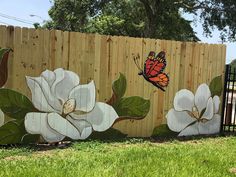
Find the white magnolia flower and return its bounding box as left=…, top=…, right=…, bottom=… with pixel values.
left=166, top=83, right=221, bottom=136
left=24, top=68, right=119, bottom=143
left=0, top=109, right=4, bottom=127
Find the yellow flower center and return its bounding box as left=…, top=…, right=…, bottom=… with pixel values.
left=188, top=106, right=200, bottom=120
left=63, top=99, right=76, bottom=115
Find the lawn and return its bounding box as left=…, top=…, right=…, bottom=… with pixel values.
left=0, top=137, right=236, bottom=177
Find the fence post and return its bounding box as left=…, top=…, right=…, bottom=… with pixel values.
left=220, top=64, right=230, bottom=132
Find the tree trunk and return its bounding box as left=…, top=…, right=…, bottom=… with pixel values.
left=139, top=0, right=159, bottom=38
left=147, top=17, right=158, bottom=38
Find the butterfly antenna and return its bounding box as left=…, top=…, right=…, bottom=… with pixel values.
left=133, top=55, right=142, bottom=71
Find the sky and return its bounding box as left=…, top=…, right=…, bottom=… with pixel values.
left=0, top=0, right=235, bottom=63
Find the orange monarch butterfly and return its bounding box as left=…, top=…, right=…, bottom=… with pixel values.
left=134, top=51, right=169, bottom=92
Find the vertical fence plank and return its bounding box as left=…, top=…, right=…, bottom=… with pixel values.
left=127, top=37, right=136, bottom=136
left=202, top=44, right=210, bottom=83
left=167, top=41, right=176, bottom=114
left=98, top=35, right=110, bottom=102
left=146, top=38, right=156, bottom=136
left=105, top=35, right=112, bottom=101
left=179, top=42, right=186, bottom=90
left=4, top=26, right=14, bottom=89
left=42, top=29, right=50, bottom=71
left=0, top=25, right=7, bottom=48
left=134, top=37, right=144, bottom=136
left=94, top=34, right=101, bottom=100
left=192, top=43, right=200, bottom=90
left=186, top=42, right=193, bottom=90
left=162, top=40, right=169, bottom=124
left=152, top=40, right=160, bottom=129
left=62, top=31, right=70, bottom=70
left=197, top=43, right=204, bottom=85
left=141, top=38, right=151, bottom=136
left=68, top=32, right=79, bottom=76
left=10, top=27, right=21, bottom=91
left=207, top=44, right=214, bottom=83
left=113, top=36, right=129, bottom=133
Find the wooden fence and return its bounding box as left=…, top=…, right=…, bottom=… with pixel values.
left=0, top=25, right=226, bottom=137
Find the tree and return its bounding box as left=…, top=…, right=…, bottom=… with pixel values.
left=166, top=0, right=236, bottom=41
left=45, top=0, right=110, bottom=32
left=230, top=59, right=236, bottom=70
left=43, top=0, right=236, bottom=41
left=44, top=0, right=199, bottom=41
left=84, top=0, right=146, bottom=37
left=199, top=0, right=236, bottom=41
left=86, top=0, right=199, bottom=41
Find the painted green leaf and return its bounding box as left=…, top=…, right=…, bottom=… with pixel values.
left=0, top=119, right=26, bottom=145
left=113, top=96, right=150, bottom=118
left=21, top=134, right=40, bottom=144
left=0, top=48, right=12, bottom=87
left=0, top=88, right=35, bottom=120
left=209, top=75, right=223, bottom=97
left=0, top=48, right=12, bottom=62
left=89, top=128, right=127, bottom=140
left=112, top=73, right=127, bottom=100
left=152, top=124, right=178, bottom=137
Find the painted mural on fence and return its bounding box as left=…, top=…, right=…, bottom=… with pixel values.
left=0, top=47, right=224, bottom=143
left=152, top=76, right=223, bottom=137
left=0, top=49, right=150, bottom=144
left=0, top=48, right=12, bottom=127
left=134, top=51, right=169, bottom=91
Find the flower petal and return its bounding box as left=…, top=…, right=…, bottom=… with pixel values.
left=0, top=109, right=4, bottom=127
left=178, top=122, right=200, bottom=136
left=47, top=113, right=85, bottom=140
left=26, top=76, right=56, bottom=112
left=66, top=116, right=92, bottom=139
left=198, top=114, right=221, bottom=135
left=213, top=96, right=220, bottom=113
left=28, top=76, right=62, bottom=112
left=41, top=70, right=56, bottom=87
left=24, top=112, right=65, bottom=143
left=195, top=83, right=211, bottom=113
left=70, top=102, right=119, bottom=132
left=173, top=89, right=194, bottom=111
left=166, top=109, right=196, bottom=133
left=69, top=81, right=96, bottom=112
left=201, top=97, right=214, bottom=120
left=52, top=68, right=80, bottom=102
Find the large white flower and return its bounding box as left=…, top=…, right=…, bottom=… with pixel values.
left=24, top=68, right=119, bottom=143
left=166, top=83, right=221, bottom=136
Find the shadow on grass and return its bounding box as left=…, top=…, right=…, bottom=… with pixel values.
left=150, top=132, right=235, bottom=143
left=0, top=132, right=236, bottom=152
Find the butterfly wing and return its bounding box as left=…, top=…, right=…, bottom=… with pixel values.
left=141, top=51, right=169, bottom=91
left=149, top=73, right=169, bottom=87
left=144, top=51, right=167, bottom=77
left=148, top=51, right=156, bottom=59
left=144, top=59, right=166, bottom=77
left=156, top=51, right=166, bottom=61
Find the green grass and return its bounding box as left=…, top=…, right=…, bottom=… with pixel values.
left=0, top=137, right=236, bottom=177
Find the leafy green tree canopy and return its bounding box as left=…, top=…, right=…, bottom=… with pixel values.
left=44, top=0, right=236, bottom=42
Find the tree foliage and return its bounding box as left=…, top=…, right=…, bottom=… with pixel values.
left=230, top=59, right=236, bottom=70
left=43, top=0, right=236, bottom=41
